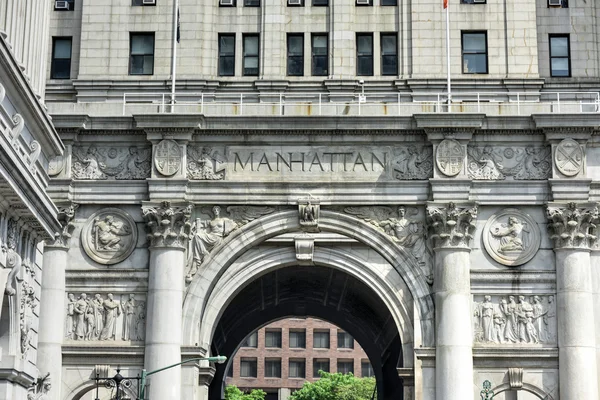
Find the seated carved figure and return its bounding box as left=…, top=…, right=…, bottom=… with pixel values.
left=491, top=216, right=528, bottom=253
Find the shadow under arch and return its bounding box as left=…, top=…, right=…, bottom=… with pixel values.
left=491, top=382, right=555, bottom=400
left=183, top=209, right=435, bottom=348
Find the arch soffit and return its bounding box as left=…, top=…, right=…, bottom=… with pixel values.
left=183, top=209, right=434, bottom=347
left=196, top=245, right=416, bottom=366
left=491, top=382, right=555, bottom=400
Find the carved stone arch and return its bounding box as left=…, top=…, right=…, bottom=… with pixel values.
left=183, top=209, right=435, bottom=348
left=491, top=382, right=556, bottom=400
left=65, top=379, right=137, bottom=400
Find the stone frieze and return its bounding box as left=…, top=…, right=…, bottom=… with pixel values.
left=72, top=145, right=151, bottom=180
left=467, top=145, right=551, bottom=180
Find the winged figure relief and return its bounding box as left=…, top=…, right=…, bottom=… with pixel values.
left=187, top=146, right=225, bottom=180
left=467, top=146, right=504, bottom=180
left=393, top=146, right=433, bottom=180
left=116, top=147, right=152, bottom=179
left=72, top=146, right=106, bottom=180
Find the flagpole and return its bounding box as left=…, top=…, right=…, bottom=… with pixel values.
left=445, top=0, right=451, bottom=112
left=170, top=0, right=179, bottom=113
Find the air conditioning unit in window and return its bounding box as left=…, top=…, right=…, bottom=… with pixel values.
left=356, top=0, right=371, bottom=5
left=288, top=0, right=302, bottom=5
left=548, top=0, right=562, bottom=5
left=220, top=0, right=234, bottom=5
left=473, top=0, right=486, bottom=3
left=142, top=0, right=156, bottom=4
left=54, top=1, right=70, bottom=10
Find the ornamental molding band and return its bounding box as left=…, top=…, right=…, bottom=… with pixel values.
left=154, top=139, right=182, bottom=177
left=187, top=146, right=225, bottom=180
left=81, top=208, right=137, bottom=265
left=483, top=209, right=541, bottom=266
left=142, top=201, right=193, bottom=249
left=554, top=138, right=584, bottom=177
left=46, top=203, right=78, bottom=248
left=392, top=145, right=433, bottom=180
left=185, top=205, right=275, bottom=282
left=426, top=202, right=478, bottom=249
left=298, top=197, right=320, bottom=232
left=435, top=138, right=464, bottom=177
left=66, top=293, right=146, bottom=342
left=473, top=294, right=556, bottom=345
left=467, top=146, right=551, bottom=180
left=546, top=202, right=599, bottom=249
left=72, top=145, right=151, bottom=180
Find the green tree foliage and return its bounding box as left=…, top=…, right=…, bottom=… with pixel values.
left=225, top=385, right=267, bottom=400
left=289, top=372, right=376, bottom=400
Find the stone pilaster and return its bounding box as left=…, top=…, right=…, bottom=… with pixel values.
left=426, top=202, right=477, bottom=400
left=547, top=202, right=599, bottom=400
left=37, top=203, right=77, bottom=400
left=142, top=201, right=193, bottom=400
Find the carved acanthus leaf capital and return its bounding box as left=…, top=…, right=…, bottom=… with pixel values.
left=546, top=202, right=599, bottom=250
left=46, top=203, right=78, bottom=248
left=142, top=201, right=193, bottom=248
left=426, top=202, right=478, bottom=249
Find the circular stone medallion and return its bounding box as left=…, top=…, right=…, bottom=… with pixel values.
left=154, top=139, right=182, bottom=177
left=555, top=138, right=583, bottom=177
left=436, top=139, right=464, bottom=177
left=48, top=156, right=65, bottom=176
left=483, top=208, right=540, bottom=267
left=81, top=208, right=138, bottom=265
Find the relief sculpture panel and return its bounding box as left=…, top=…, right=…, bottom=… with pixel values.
left=483, top=209, right=541, bottom=266
left=81, top=208, right=138, bottom=265
left=187, top=146, right=225, bottom=180
left=72, top=145, right=151, bottom=180
left=467, top=146, right=551, bottom=180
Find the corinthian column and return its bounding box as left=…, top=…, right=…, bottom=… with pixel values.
left=37, top=204, right=77, bottom=400
left=547, top=202, right=599, bottom=400
left=426, top=202, right=477, bottom=400
left=142, top=201, right=193, bottom=400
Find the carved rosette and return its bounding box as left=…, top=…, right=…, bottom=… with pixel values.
left=426, top=202, right=478, bottom=249
left=46, top=203, right=78, bottom=249
left=142, top=201, right=193, bottom=249
left=546, top=202, right=599, bottom=250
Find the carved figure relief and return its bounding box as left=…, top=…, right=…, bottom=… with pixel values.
left=28, top=373, right=51, bottom=400
left=81, top=208, right=138, bottom=265
left=185, top=205, right=275, bottom=282
left=473, top=294, right=556, bottom=345
left=467, top=146, right=551, bottom=180
left=187, top=146, right=225, bottom=180
left=19, top=280, right=36, bottom=356
left=555, top=138, right=583, bottom=177
left=483, top=209, right=541, bottom=266
left=72, top=145, right=151, bottom=180
left=154, top=139, right=182, bottom=176
left=344, top=206, right=433, bottom=283
left=436, top=139, right=464, bottom=177
left=393, top=145, right=433, bottom=180
left=467, top=146, right=504, bottom=180
left=48, top=203, right=78, bottom=248
left=66, top=293, right=145, bottom=342
left=298, top=197, right=320, bottom=232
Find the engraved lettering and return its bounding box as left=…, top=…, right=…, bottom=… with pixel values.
left=371, top=152, right=387, bottom=171
left=257, top=153, right=273, bottom=171
left=309, top=153, right=325, bottom=172
left=276, top=153, right=291, bottom=171
left=353, top=153, right=367, bottom=172
left=288, top=152, right=305, bottom=171
left=234, top=152, right=254, bottom=171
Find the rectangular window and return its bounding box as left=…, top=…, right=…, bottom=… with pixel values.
left=313, top=330, right=330, bottom=348
left=240, top=358, right=258, bottom=377
left=242, top=331, right=258, bottom=347
left=313, top=359, right=330, bottom=377
left=549, top=34, right=570, bottom=77
left=132, top=0, right=156, bottom=5
left=244, top=0, right=260, bottom=5
left=265, top=359, right=282, bottom=378
left=265, top=329, right=282, bottom=348
left=381, top=0, right=397, bottom=5
left=218, top=34, right=235, bottom=76
left=356, top=33, right=374, bottom=76
left=313, top=0, right=329, bottom=5
left=289, top=359, right=306, bottom=378
left=51, top=37, right=72, bottom=79
left=129, top=33, right=155, bottom=75
left=461, top=31, right=488, bottom=74
left=54, top=0, right=75, bottom=11
left=381, top=33, right=398, bottom=75
left=361, top=361, right=375, bottom=377
left=337, top=331, right=354, bottom=349
left=311, top=34, right=328, bottom=76
left=287, top=34, right=304, bottom=76
left=548, top=0, right=568, bottom=7
left=289, top=329, right=306, bottom=348
left=243, top=34, right=259, bottom=76
left=337, top=360, right=354, bottom=375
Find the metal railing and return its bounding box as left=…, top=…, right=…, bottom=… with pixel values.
left=120, top=91, right=600, bottom=116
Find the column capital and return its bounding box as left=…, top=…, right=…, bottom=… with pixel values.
left=426, top=202, right=478, bottom=249
left=546, top=202, right=599, bottom=250
left=142, top=201, right=193, bottom=249
left=45, top=203, right=78, bottom=249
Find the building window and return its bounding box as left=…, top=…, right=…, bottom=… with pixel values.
left=289, top=359, right=306, bottom=378
left=381, top=0, right=397, bottom=5
left=51, top=37, right=72, bottom=79
left=132, top=0, right=156, bottom=5
left=240, top=358, right=258, bottom=377
left=289, top=329, right=306, bottom=348
left=265, top=359, right=282, bottom=378
left=337, top=360, right=354, bottom=375
left=218, top=34, right=235, bottom=76
left=461, top=31, right=488, bottom=74
left=549, top=34, right=570, bottom=77
left=265, top=329, right=282, bottom=348
left=313, top=0, right=329, bottom=5
left=242, top=331, right=258, bottom=347
left=337, top=331, right=354, bottom=349
left=548, top=0, right=568, bottom=8
left=54, top=0, right=75, bottom=11
left=311, top=34, right=328, bottom=76
left=361, top=361, right=375, bottom=377
left=313, top=359, right=330, bottom=377
left=287, top=34, right=304, bottom=76
left=129, top=33, right=155, bottom=75
left=381, top=33, right=398, bottom=75
left=313, top=330, right=330, bottom=348
left=244, top=0, right=260, bottom=6
left=243, top=34, right=259, bottom=76
left=356, top=33, right=373, bottom=76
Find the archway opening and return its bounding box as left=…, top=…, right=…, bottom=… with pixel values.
left=208, top=265, right=404, bottom=400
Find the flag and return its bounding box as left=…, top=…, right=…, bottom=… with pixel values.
left=443, top=0, right=448, bottom=8
left=176, top=7, right=180, bottom=43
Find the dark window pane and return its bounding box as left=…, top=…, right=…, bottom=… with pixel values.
left=463, top=54, right=487, bottom=73
left=265, top=330, right=282, bottom=347
left=463, top=33, right=486, bottom=52
left=337, top=361, right=354, bottom=374
left=361, top=362, right=374, bottom=377
left=313, top=331, right=330, bottom=348
left=265, top=359, right=282, bottom=378
left=312, top=35, right=328, bottom=76
left=242, top=332, right=258, bottom=347
left=288, top=35, right=304, bottom=76
left=551, top=58, right=569, bottom=76
left=130, top=33, right=154, bottom=75
left=357, top=56, right=373, bottom=76
left=313, top=360, right=330, bottom=377
left=461, top=32, right=487, bottom=74
left=357, top=35, right=373, bottom=54
left=240, top=359, right=257, bottom=377
left=289, top=330, right=306, bottom=348
left=219, top=34, right=235, bottom=76
left=381, top=0, right=397, bottom=5
left=244, top=0, right=260, bottom=5
left=243, top=35, right=259, bottom=76
left=51, top=38, right=72, bottom=79
left=381, top=34, right=397, bottom=75
left=313, top=0, right=329, bottom=5
left=289, top=360, right=306, bottom=378
left=337, top=332, right=354, bottom=349
left=550, top=37, right=569, bottom=57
